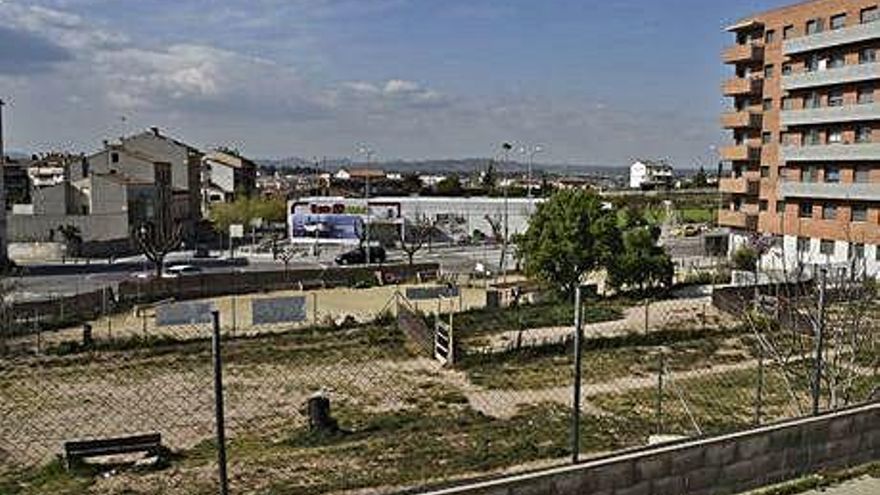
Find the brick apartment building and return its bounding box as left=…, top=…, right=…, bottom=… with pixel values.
left=722, top=0, right=880, bottom=276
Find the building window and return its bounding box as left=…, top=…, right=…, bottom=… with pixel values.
left=805, top=91, right=821, bottom=108
left=763, top=98, right=773, bottom=110
left=762, top=131, right=772, bottom=144
left=782, top=63, right=793, bottom=76
left=797, top=237, right=810, bottom=253
left=111, top=152, right=119, bottom=164
left=855, top=165, right=871, bottom=182
left=850, top=243, right=865, bottom=260
left=828, top=89, right=844, bottom=107
left=782, top=97, right=795, bottom=110
left=860, top=48, right=877, bottom=64
left=828, top=128, right=844, bottom=144
left=831, top=13, right=847, bottom=30
left=765, top=30, right=776, bottom=43
left=760, top=166, right=770, bottom=178
left=820, top=239, right=835, bottom=255
left=862, top=6, right=880, bottom=24
left=852, top=204, right=868, bottom=222
left=783, top=25, right=795, bottom=39
left=776, top=201, right=786, bottom=214
left=806, top=19, right=823, bottom=35
left=822, top=203, right=837, bottom=220
left=856, top=125, right=873, bottom=143
left=829, top=52, right=846, bottom=69
left=799, top=201, right=813, bottom=218
left=805, top=129, right=821, bottom=145
left=764, top=65, right=775, bottom=78
left=806, top=54, right=820, bottom=72
left=803, top=165, right=820, bottom=183
left=760, top=200, right=768, bottom=212
left=858, top=87, right=875, bottom=104
left=825, top=165, right=840, bottom=183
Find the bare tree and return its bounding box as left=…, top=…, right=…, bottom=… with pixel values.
left=399, top=216, right=432, bottom=266
left=740, top=256, right=878, bottom=416
left=134, top=222, right=183, bottom=279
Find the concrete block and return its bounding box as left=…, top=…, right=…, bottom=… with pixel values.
left=768, top=427, right=802, bottom=450
left=829, top=417, right=854, bottom=440
left=589, top=461, right=635, bottom=491
left=634, top=455, right=670, bottom=481
left=720, top=459, right=755, bottom=484
left=682, top=466, right=720, bottom=492
left=705, top=441, right=737, bottom=466
left=649, top=475, right=685, bottom=495
left=737, top=435, right=771, bottom=460
left=613, top=481, right=650, bottom=495
left=670, top=447, right=705, bottom=475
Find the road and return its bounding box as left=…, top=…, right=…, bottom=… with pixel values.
left=8, top=244, right=505, bottom=302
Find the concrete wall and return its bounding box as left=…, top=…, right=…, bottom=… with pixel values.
left=420, top=402, right=880, bottom=495
left=7, top=212, right=129, bottom=242
left=379, top=196, right=541, bottom=238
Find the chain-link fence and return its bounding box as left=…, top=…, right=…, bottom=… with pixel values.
left=1, top=268, right=877, bottom=494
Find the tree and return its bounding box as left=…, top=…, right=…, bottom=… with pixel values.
left=517, top=190, right=620, bottom=298
left=482, top=160, right=498, bottom=190
left=436, top=175, right=463, bottom=196
left=732, top=245, right=759, bottom=272
left=57, top=224, right=83, bottom=261
left=401, top=174, right=423, bottom=194
left=691, top=166, right=709, bottom=188
left=209, top=196, right=285, bottom=234
left=607, top=226, right=674, bottom=293
left=398, top=216, right=432, bottom=266
left=134, top=222, right=183, bottom=278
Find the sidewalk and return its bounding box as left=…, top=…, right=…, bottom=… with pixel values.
left=797, top=477, right=880, bottom=494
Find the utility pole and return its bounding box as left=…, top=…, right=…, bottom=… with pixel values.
left=501, top=143, right=512, bottom=284
left=0, top=99, right=7, bottom=266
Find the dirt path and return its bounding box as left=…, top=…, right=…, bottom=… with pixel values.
left=473, top=297, right=736, bottom=353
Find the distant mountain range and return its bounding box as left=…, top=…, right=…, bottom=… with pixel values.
left=256, top=157, right=629, bottom=177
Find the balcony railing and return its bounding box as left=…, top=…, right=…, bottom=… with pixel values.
left=781, top=142, right=880, bottom=162
left=720, top=142, right=762, bottom=162
left=722, top=43, right=764, bottom=64
left=719, top=175, right=760, bottom=195
left=784, top=21, right=880, bottom=55
left=778, top=179, right=880, bottom=201
left=782, top=62, right=880, bottom=91
left=718, top=209, right=759, bottom=230
left=721, top=109, right=763, bottom=129
left=722, top=76, right=763, bottom=96
left=781, top=102, right=880, bottom=126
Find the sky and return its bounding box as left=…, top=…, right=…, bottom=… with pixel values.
left=0, top=0, right=788, bottom=167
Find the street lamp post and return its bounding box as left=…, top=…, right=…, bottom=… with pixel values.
left=358, top=145, right=375, bottom=265
left=0, top=99, right=8, bottom=265
left=519, top=144, right=544, bottom=213
left=501, top=142, right=513, bottom=284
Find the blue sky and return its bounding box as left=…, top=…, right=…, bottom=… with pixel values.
left=0, top=0, right=785, bottom=167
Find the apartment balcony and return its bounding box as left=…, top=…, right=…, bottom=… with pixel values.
left=721, top=109, right=763, bottom=129
left=781, top=103, right=880, bottom=127
left=719, top=173, right=760, bottom=195
left=778, top=180, right=880, bottom=201
left=784, top=21, right=880, bottom=55
left=722, top=43, right=764, bottom=64
left=718, top=209, right=759, bottom=230
left=782, top=62, right=880, bottom=91
left=720, top=142, right=762, bottom=162
left=781, top=142, right=880, bottom=162
left=722, top=77, right=763, bottom=96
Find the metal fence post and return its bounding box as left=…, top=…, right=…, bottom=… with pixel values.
left=571, top=285, right=583, bottom=464
left=754, top=347, right=764, bottom=426
left=812, top=268, right=827, bottom=416
left=656, top=353, right=665, bottom=435
left=211, top=311, right=230, bottom=495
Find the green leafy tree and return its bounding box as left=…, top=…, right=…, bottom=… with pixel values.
left=436, top=175, right=463, bottom=196
left=517, top=190, right=620, bottom=298
left=731, top=245, right=759, bottom=271
left=209, top=196, right=285, bottom=233
left=608, top=226, right=675, bottom=293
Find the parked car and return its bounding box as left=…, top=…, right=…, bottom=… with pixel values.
left=334, top=246, right=386, bottom=265
left=162, top=264, right=204, bottom=278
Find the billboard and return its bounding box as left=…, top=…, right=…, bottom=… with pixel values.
left=288, top=198, right=401, bottom=244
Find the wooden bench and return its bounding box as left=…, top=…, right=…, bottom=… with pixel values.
left=64, top=433, right=163, bottom=470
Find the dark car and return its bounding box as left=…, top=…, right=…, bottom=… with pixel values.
left=335, top=246, right=386, bottom=265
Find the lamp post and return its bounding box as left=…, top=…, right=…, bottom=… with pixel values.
left=0, top=99, right=7, bottom=265
left=519, top=144, right=544, bottom=213
left=358, top=144, right=375, bottom=264
left=501, top=142, right=513, bottom=283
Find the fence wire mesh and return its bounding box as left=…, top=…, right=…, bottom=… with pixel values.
left=0, top=270, right=877, bottom=494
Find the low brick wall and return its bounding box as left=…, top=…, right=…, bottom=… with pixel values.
left=417, top=402, right=880, bottom=495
